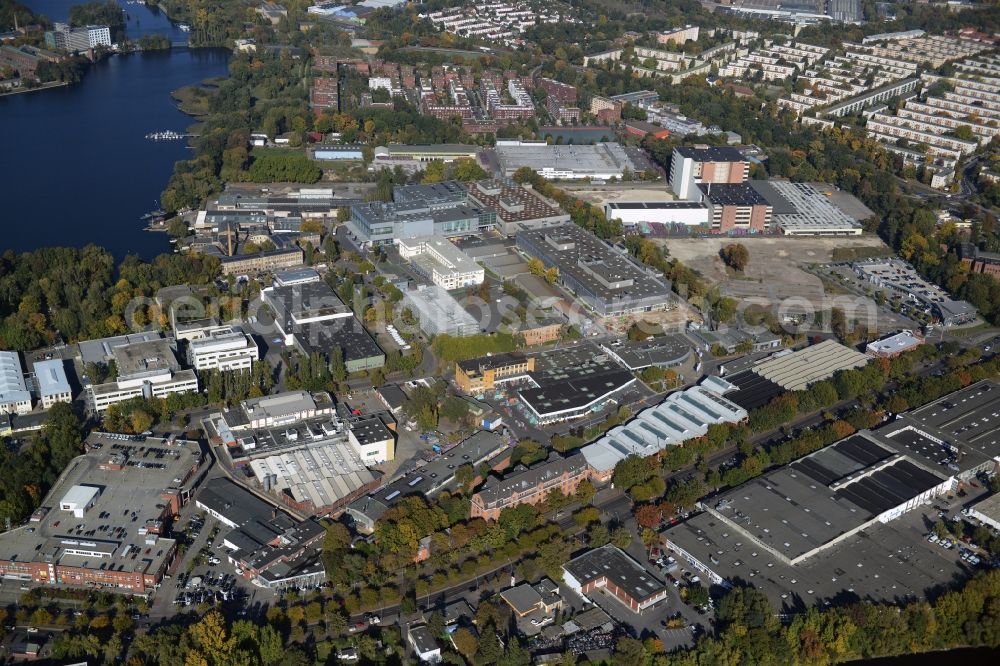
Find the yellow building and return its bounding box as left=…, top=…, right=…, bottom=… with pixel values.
left=455, top=353, right=535, bottom=395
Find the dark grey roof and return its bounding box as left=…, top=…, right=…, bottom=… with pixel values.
left=564, top=544, right=665, bottom=603
left=698, top=182, right=770, bottom=206
left=749, top=180, right=798, bottom=215
left=518, top=369, right=635, bottom=417
left=674, top=145, right=746, bottom=162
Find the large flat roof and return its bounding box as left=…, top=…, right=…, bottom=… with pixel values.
left=564, top=544, right=665, bottom=603
left=371, top=430, right=507, bottom=503
left=248, top=442, right=379, bottom=509
left=750, top=340, right=869, bottom=391
left=706, top=431, right=947, bottom=564
left=113, top=339, right=181, bottom=379
left=0, top=433, right=202, bottom=587
left=495, top=143, right=637, bottom=176
left=602, top=335, right=691, bottom=370
left=516, top=224, right=672, bottom=310
left=674, top=145, right=747, bottom=162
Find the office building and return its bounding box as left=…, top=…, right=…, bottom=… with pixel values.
left=563, top=544, right=668, bottom=612
left=402, top=285, right=480, bottom=337
left=45, top=23, right=111, bottom=52
left=0, top=352, right=31, bottom=414
left=262, top=281, right=385, bottom=372
left=396, top=236, right=484, bottom=290
left=89, top=339, right=198, bottom=412
left=470, top=453, right=590, bottom=520
left=866, top=330, right=925, bottom=358
left=195, top=478, right=328, bottom=589
left=0, top=433, right=203, bottom=592
left=516, top=224, right=672, bottom=317
left=221, top=390, right=336, bottom=433
left=348, top=200, right=495, bottom=246
left=517, top=365, right=635, bottom=426
left=494, top=141, right=643, bottom=180
left=599, top=335, right=691, bottom=371
left=187, top=325, right=259, bottom=371
left=466, top=179, right=569, bottom=236
left=34, top=359, right=72, bottom=409
left=455, top=353, right=535, bottom=395
left=670, top=146, right=750, bottom=200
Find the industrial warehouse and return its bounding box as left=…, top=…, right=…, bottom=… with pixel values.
left=661, top=380, right=1000, bottom=609
left=582, top=377, right=748, bottom=481
left=516, top=223, right=673, bottom=318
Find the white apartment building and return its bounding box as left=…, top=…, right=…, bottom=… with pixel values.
left=396, top=235, right=484, bottom=290
left=719, top=40, right=828, bottom=82
left=188, top=326, right=260, bottom=372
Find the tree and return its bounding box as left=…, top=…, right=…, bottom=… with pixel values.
left=612, top=637, right=646, bottom=666
left=686, top=583, right=710, bottom=607
left=720, top=243, right=750, bottom=271
left=635, top=504, right=663, bottom=529
left=452, top=627, right=478, bottom=659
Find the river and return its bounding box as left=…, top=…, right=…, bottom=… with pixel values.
left=0, top=0, right=229, bottom=259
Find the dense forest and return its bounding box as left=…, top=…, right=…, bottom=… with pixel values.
left=0, top=246, right=220, bottom=350
left=0, top=0, right=40, bottom=31
left=0, top=404, right=84, bottom=524
left=68, top=0, right=125, bottom=42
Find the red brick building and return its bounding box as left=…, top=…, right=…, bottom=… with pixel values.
left=470, top=454, right=590, bottom=521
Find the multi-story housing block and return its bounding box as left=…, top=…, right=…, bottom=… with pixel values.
left=470, top=454, right=590, bottom=520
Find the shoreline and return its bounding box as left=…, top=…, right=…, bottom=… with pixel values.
left=0, top=80, right=71, bottom=98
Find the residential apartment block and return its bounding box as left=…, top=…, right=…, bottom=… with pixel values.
left=470, top=453, right=590, bottom=520
left=718, top=40, right=828, bottom=82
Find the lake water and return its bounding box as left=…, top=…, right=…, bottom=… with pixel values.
left=0, top=0, right=229, bottom=259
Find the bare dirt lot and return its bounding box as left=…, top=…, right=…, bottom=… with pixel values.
left=568, top=186, right=677, bottom=206
left=659, top=236, right=891, bottom=307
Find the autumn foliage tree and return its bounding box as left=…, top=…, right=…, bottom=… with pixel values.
left=720, top=243, right=750, bottom=272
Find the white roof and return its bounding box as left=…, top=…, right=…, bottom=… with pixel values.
left=581, top=381, right=747, bottom=472
left=0, top=351, right=29, bottom=405
left=866, top=330, right=923, bottom=355
left=60, top=484, right=100, bottom=508
left=34, top=359, right=71, bottom=397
